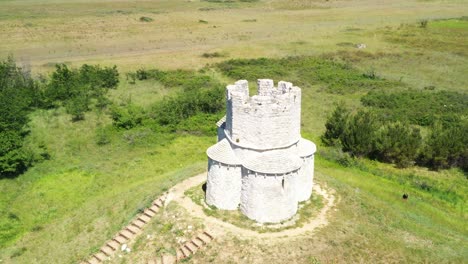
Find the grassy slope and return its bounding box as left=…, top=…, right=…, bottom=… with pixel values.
left=183, top=157, right=466, bottom=264
left=0, top=0, right=467, bottom=263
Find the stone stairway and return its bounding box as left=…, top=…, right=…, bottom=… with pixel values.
left=147, top=231, right=215, bottom=264
left=82, top=195, right=167, bottom=264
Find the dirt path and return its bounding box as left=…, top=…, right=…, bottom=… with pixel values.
left=167, top=173, right=337, bottom=240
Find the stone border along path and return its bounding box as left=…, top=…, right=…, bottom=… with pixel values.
left=81, top=172, right=336, bottom=263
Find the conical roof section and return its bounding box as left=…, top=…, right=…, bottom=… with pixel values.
left=206, top=138, right=240, bottom=165
left=297, top=138, right=317, bottom=157
left=243, top=150, right=302, bottom=174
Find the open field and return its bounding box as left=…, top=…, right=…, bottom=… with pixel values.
left=0, top=0, right=467, bottom=263
left=0, top=0, right=466, bottom=72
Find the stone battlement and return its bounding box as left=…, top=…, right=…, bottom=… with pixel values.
left=206, top=78, right=316, bottom=223
left=225, top=79, right=301, bottom=150
left=226, top=79, right=300, bottom=103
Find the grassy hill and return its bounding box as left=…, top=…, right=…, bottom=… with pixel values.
left=0, top=0, right=467, bottom=263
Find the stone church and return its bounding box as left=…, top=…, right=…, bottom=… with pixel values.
left=205, top=79, right=316, bottom=223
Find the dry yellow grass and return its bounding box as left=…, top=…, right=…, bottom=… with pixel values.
left=1, top=0, right=466, bottom=72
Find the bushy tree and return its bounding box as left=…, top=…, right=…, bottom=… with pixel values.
left=110, top=103, right=145, bottom=129
left=321, top=104, right=350, bottom=146
left=0, top=57, right=38, bottom=177
left=374, top=122, right=422, bottom=167
left=341, top=110, right=379, bottom=157
left=45, top=64, right=119, bottom=119
left=422, top=121, right=468, bottom=171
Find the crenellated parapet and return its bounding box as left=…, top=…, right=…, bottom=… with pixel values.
left=207, top=78, right=316, bottom=223
left=225, top=79, right=301, bottom=150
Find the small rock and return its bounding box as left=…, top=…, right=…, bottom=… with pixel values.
left=147, top=234, right=151, bottom=239
left=121, top=244, right=127, bottom=251
left=187, top=225, right=193, bottom=229
left=126, top=248, right=131, bottom=253
left=118, top=255, right=123, bottom=258
left=356, top=43, right=366, bottom=49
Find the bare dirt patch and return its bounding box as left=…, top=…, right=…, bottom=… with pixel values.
left=166, top=173, right=338, bottom=241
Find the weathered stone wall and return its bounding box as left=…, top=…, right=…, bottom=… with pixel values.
left=297, top=155, right=315, bottom=202
left=206, top=159, right=242, bottom=210
left=207, top=79, right=316, bottom=223
left=240, top=169, right=299, bottom=223
left=225, top=80, right=301, bottom=150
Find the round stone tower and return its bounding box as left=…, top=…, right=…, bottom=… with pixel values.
left=206, top=79, right=316, bottom=223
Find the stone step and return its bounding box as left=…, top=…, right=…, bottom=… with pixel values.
left=180, top=246, right=191, bottom=259
left=139, top=214, right=152, bottom=223
left=203, top=231, right=214, bottom=240
left=195, top=236, right=207, bottom=245
left=176, top=249, right=184, bottom=260
left=113, top=235, right=127, bottom=244
left=193, top=237, right=205, bottom=247
left=190, top=239, right=201, bottom=248
left=132, top=219, right=145, bottom=228
left=100, top=245, right=114, bottom=256
left=144, top=209, right=156, bottom=217
left=126, top=225, right=140, bottom=234
left=184, top=242, right=197, bottom=254
left=198, top=233, right=211, bottom=243
left=94, top=252, right=107, bottom=262
left=149, top=205, right=160, bottom=213
left=154, top=199, right=163, bottom=208
left=106, top=240, right=120, bottom=251
left=120, top=230, right=134, bottom=239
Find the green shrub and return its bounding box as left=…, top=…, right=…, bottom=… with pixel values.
left=139, top=16, right=154, bottom=22
left=374, top=122, right=422, bottom=167
left=45, top=64, right=119, bottom=116
left=321, top=104, right=350, bottom=146
left=110, top=103, right=146, bottom=130
left=201, top=52, right=226, bottom=58
left=216, top=56, right=401, bottom=94
left=0, top=56, right=43, bottom=177
left=361, top=90, right=467, bottom=126
left=421, top=121, right=468, bottom=171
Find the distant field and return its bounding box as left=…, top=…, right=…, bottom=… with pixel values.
left=0, top=0, right=466, bottom=73
left=0, top=0, right=467, bottom=263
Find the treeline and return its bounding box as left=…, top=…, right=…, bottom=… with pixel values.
left=0, top=57, right=119, bottom=177
left=322, top=104, right=468, bottom=171
left=110, top=68, right=225, bottom=134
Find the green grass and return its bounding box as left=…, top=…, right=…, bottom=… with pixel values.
left=0, top=2, right=467, bottom=263
left=314, top=157, right=467, bottom=262
left=0, top=106, right=214, bottom=262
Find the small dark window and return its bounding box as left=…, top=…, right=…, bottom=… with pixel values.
left=236, top=138, right=240, bottom=143
left=282, top=178, right=285, bottom=189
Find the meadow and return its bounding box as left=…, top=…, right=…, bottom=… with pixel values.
left=0, top=0, right=467, bottom=263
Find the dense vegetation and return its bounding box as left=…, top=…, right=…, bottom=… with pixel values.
left=361, top=89, right=468, bottom=126
left=112, top=69, right=225, bottom=135
left=0, top=58, right=119, bottom=178
left=216, top=56, right=403, bottom=94
left=45, top=64, right=119, bottom=120
left=0, top=57, right=42, bottom=178
left=322, top=103, right=468, bottom=171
